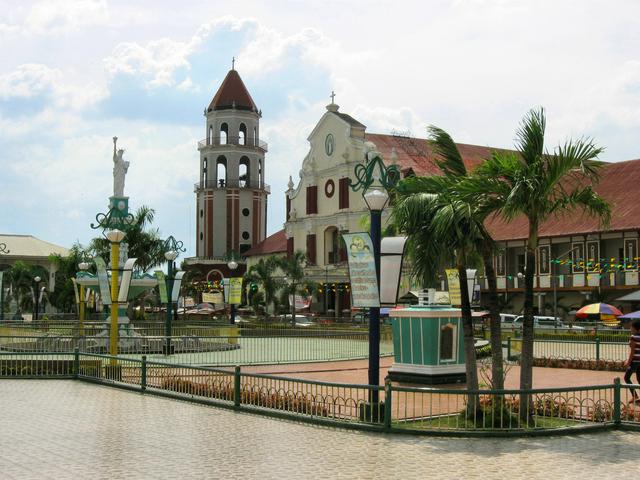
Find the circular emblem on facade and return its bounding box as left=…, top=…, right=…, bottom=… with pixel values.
left=325, top=179, right=335, bottom=198
left=117, top=200, right=126, bottom=211
left=325, top=134, right=334, bottom=156
left=242, top=231, right=250, bottom=240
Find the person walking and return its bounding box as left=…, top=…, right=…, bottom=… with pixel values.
left=623, top=319, right=640, bottom=403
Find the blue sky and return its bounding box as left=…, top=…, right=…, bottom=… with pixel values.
left=2, top=0, right=640, bottom=259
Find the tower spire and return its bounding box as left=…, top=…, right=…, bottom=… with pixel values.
left=232, top=56, right=235, bottom=70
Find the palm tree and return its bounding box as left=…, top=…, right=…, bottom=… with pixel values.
left=244, top=256, right=281, bottom=320
left=277, top=251, right=307, bottom=325
left=88, top=205, right=167, bottom=273
left=395, top=126, right=506, bottom=389
left=468, top=107, right=610, bottom=419
left=393, top=181, right=487, bottom=415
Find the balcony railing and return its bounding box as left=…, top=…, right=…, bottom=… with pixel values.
left=194, top=180, right=270, bottom=192
left=198, top=136, right=268, bottom=152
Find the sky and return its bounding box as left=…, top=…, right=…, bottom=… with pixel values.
left=1, top=0, right=640, bottom=259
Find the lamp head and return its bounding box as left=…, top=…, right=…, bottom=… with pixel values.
left=227, top=260, right=238, bottom=270
left=363, top=188, right=389, bottom=212
left=517, top=272, right=524, bottom=279
left=34, top=276, right=41, bottom=283
left=165, top=250, right=179, bottom=261
left=105, top=229, right=125, bottom=243
left=78, top=262, right=90, bottom=271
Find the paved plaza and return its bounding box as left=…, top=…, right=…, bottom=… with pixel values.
left=1, top=380, right=638, bottom=479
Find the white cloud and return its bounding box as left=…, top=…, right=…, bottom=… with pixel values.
left=0, top=0, right=109, bottom=35
left=0, top=63, right=61, bottom=99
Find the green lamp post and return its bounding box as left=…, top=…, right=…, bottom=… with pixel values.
left=349, top=149, right=400, bottom=406
left=162, top=235, right=186, bottom=355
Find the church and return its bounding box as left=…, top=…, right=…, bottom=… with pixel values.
left=189, top=67, right=640, bottom=318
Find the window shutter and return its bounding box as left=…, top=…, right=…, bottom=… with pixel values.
left=306, top=234, right=316, bottom=264
left=339, top=178, right=350, bottom=209
left=287, top=237, right=294, bottom=259
left=306, top=186, right=318, bottom=214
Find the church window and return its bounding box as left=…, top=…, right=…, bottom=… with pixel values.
left=306, top=185, right=318, bottom=214
left=242, top=208, right=250, bottom=217
left=324, top=179, right=335, bottom=198
left=287, top=237, right=294, bottom=258
left=220, top=123, right=228, bottom=145
left=216, top=156, right=227, bottom=187
left=200, top=209, right=204, bottom=218
left=253, top=126, right=257, bottom=146
left=208, top=126, right=213, bottom=145
left=239, top=156, right=250, bottom=188
left=339, top=178, right=350, bottom=209
left=239, top=123, right=247, bottom=145
left=242, top=231, right=250, bottom=240
left=306, top=234, right=317, bottom=264
left=324, top=226, right=340, bottom=265
left=258, top=159, right=263, bottom=187
left=200, top=232, right=204, bottom=240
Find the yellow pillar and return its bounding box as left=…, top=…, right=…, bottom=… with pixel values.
left=79, top=285, right=85, bottom=337
left=110, top=240, right=120, bottom=360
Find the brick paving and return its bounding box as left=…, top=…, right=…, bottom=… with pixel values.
left=1, top=380, right=638, bottom=479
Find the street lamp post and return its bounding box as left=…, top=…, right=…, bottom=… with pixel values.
left=0, top=242, right=9, bottom=321
left=105, top=229, right=125, bottom=358
left=78, top=260, right=90, bottom=337
left=33, top=276, right=42, bottom=321
left=162, top=235, right=185, bottom=355
left=349, top=148, right=399, bottom=409
left=227, top=259, right=238, bottom=325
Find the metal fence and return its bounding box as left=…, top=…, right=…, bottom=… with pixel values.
left=2, top=351, right=637, bottom=434
left=0, top=331, right=392, bottom=366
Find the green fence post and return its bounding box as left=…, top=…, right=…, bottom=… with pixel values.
left=507, top=336, right=512, bottom=361
left=234, top=366, right=241, bottom=408
left=614, top=378, right=621, bottom=426
left=595, top=337, right=601, bottom=363
left=384, top=379, right=392, bottom=431
left=141, top=355, right=147, bottom=392
left=73, top=347, right=79, bottom=378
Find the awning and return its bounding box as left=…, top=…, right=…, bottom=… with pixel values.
left=616, top=290, right=640, bottom=302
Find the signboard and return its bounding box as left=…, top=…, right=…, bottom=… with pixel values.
left=155, top=271, right=168, bottom=303
left=93, top=257, right=111, bottom=305
left=229, top=277, right=242, bottom=305
left=342, top=232, right=380, bottom=308
left=288, top=294, right=311, bottom=310
left=445, top=269, right=461, bottom=306
left=202, top=292, right=223, bottom=304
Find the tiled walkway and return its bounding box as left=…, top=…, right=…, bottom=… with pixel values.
left=1, top=380, right=638, bottom=479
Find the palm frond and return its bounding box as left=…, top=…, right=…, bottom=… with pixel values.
left=427, top=125, right=467, bottom=177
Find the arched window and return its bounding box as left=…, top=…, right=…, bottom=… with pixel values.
left=253, top=126, right=257, bottom=146
left=220, top=123, right=228, bottom=145
left=216, top=155, right=227, bottom=188
left=239, top=156, right=250, bottom=188
left=239, top=123, right=247, bottom=145
left=208, top=126, right=213, bottom=145
left=258, top=159, right=263, bottom=188
left=203, top=157, right=208, bottom=185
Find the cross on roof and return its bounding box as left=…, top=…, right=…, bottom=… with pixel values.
left=330, top=90, right=336, bottom=103
left=232, top=57, right=235, bottom=70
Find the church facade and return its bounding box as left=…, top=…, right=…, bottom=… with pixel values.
left=184, top=68, right=269, bottom=282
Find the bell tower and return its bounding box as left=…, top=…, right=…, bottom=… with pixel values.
left=194, top=66, right=269, bottom=262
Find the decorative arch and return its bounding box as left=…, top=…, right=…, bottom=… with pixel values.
left=220, top=123, right=228, bottom=145
left=239, top=123, right=247, bottom=145
left=239, top=156, right=251, bottom=188
left=216, top=155, right=227, bottom=187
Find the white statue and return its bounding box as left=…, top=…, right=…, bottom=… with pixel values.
left=112, top=136, right=129, bottom=197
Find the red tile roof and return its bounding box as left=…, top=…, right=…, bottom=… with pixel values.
left=365, top=133, right=506, bottom=176
left=365, top=132, right=640, bottom=240
left=243, top=229, right=287, bottom=257
left=208, top=69, right=257, bottom=112
left=486, top=159, right=640, bottom=241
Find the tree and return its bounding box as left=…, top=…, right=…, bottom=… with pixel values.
left=395, top=126, right=506, bottom=390
left=393, top=179, right=487, bottom=416
left=244, top=256, right=281, bottom=320
left=88, top=205, right=167, bottom=273
left=277, top=251, right=306, bottom=325
left=4, top=261, right=47, bottom=316
left=468, top=107, right=610, bottom=420
left=48, top=243, right=88, bottom=313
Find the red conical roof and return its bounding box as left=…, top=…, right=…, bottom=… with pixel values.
left=207, top=69, right=258, bottom=112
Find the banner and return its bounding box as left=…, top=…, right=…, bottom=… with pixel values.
left=94, top=257, right=111, bottom=305
left=342, top=232, right=380, bottom=308
left=288, top=294, right=311, bottom=310
left=229, top=277, right=242, bottom=305
left=171, top=271, right=185, bottom=303
left=117, top=258, right=137, bottom=303
left=71, top=278, right=80, bottom=305
left=155, top=271, right=168, bottom=303
left=445, top=269, right=461, bottom=306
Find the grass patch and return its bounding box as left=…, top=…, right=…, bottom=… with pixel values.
left=395, top=414, right=584, bottom=431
